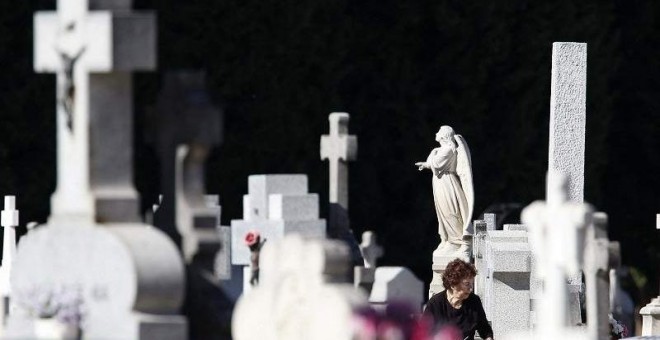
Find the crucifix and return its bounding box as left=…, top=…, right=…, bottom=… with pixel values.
left=34, top=0, right=155, bottom=224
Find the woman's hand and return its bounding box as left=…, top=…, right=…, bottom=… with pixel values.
left=415, top=162, right=426, bottom=170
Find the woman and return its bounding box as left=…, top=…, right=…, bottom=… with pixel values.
left=415, top=125, right=471, bottom=255
left=423, top=259, right=493, bottom=340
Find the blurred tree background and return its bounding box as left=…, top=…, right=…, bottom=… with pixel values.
left=0, top=0, right=658, bottom=308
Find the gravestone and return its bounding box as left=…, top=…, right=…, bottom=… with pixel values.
left=232, top=234, right=367, bottom=340
left=354, top=231, right=383, bottom=293
left=502, top=171, right=593, bottom=340
left=231, top=175, right=326, bottom=291
left=148, top=71, right=223, bottom=264
left=0, top=196, right=19, bottom=328
left=474, top=224, right=532, bottom=336
left=369, top=267, right=424, bottom=312
left=548, top=43, right=587, bottom=203
left=320, top=112, right=362, bottom=264
left=584, top=212, right=621, bottom=339
left=35, top=0, right=155, bottom=224
left=640, top=216, right=660, bottom=336
left=6, top=1, right=187, bottom=338
left=547, top=41, right=588, bottom=326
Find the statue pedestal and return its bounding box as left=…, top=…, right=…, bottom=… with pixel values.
left=429, top=252, right=470, bottom=298
left=641, top=296, right=660, bottom=335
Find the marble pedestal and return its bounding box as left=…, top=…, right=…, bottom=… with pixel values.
left=641, top=296, right=660, bottom=336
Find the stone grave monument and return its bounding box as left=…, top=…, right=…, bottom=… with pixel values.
left=0, top=196, right=19, bottom=330
left=5, top=1, right=187, bottom=338
left=232, top=234, right=367, bottom=340
left=501, top=171, right=593, bottom=340
left=320, top=112, right=362, bottom=264
left=415, top=125, right=474, bottom=297
left=369, top=267, right=424, bottom=312
left=148, top=70, right=223, bottom=266
left=547, top=41, right=589, bottom=326
left=354, top=231, right=383, bottom=293
left=473, top=222, right=532, bottom=336
left=231, top=174, right=326, bottom=292
left=584, top=212, right=621, bottom=339
left=640, top=215, right=660, bottom=336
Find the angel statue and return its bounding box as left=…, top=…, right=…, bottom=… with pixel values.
left=415, top=125, right=474, bottom=256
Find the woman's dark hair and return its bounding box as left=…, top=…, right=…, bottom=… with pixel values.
left=442, top=258, right=477, bottom=290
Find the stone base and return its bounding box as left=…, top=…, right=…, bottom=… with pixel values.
left=641, top=296, right=660, bottom=335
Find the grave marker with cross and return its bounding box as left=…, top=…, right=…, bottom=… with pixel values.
left=34, top=0, right=155, bottom=224
left=516, top=171, right=593, bottom=339
left=354, top=231, right=383, bottom=294
left=147, top=71, right=223, bottom=262
left=0, top=196, right=19, bottom=327
left=320, top=112, right=362, bottom=263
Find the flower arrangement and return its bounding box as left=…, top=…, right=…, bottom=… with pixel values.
left=609, top=314, right=628, bottom=339
left=244, top=230, right=266, bottom=286
left=15, top=284, right=85, bottom=328
left=352, top=301, right=462, bottom=340
left=244, top=230, right=262, bottom=251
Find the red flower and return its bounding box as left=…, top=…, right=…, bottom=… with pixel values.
left=244, top=230, right=260, bottom=247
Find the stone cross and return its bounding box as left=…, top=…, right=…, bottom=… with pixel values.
left=34, top=0, right=155, bottom=224
left=320, top=112, right=362, bottom=264
left=548, top=42, right=587, bottom=203
left=359, top=231, right=383, bottom=269
left=584, top=212, right=620, bottom=339
left=521, top=171, right=593, bottom=337
left=320, top=113, right=357, bottom=236
left=148, top=71, right=222, bottom=262
left=0, top=196, right=19, bottom=325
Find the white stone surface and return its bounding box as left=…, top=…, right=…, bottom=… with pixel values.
left=246, top=175, right=308, bottom=220
left=231, top=174, right=326, bottom=266
left=641, top=213, right=660, bottom=336
left=510, top=171, right=593, bottom=340
left=6, top=224, right=187, bottom=339
left=0, top=196, right=19, bottom=329
left=484, top=213, right=496, bottom=231
left=416, top=126, right=474, bottom=256
left=503, top=224, right=527, bottom=231
left=268, top=194, right=319, bottom=221
left=475, top=227, right=531, bottom=336
left=548, top=42, right=586, bottom=204
left=231, top=219, right=325, bottom=265
left=11, top=2, right=188, bottom=338
left=232, top=235, right=366, bottom=340
left=35, top=0, right=155, bottom=223
left=320, top=112, right=357, bottom=208
left=547, top=41, right=589, bottom=327
left=641, top=297, right=660, bottom=336
left=0, top=196, right=19, bottom=293
left=369, top=267, right=424, bottom=311
left=488, top=241, right=531, bottom=336
left=584, top=212, right=614, bottom=339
